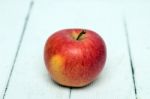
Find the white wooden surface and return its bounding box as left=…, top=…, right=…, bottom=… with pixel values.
left=4, top=1, right=70, bottom=99
left=0, top=1, right=30, bottom=99
left=126, top=3, right=150, bottom=99
left=0, top=0, right=150, bottom=99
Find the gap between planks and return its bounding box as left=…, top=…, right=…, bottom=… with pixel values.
left=2, top=1, right=34, bottom=99
left=123, top=16, right=138, bottom=99
left=69, top=87, right=72, bottom=99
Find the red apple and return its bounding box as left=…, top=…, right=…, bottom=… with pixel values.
left=44, top=28, right=106, bottom=87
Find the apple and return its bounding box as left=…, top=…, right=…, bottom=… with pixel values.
left=44, top=28, right=106, bottom=87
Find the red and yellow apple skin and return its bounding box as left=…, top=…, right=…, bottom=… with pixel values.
left=44, top=29, right=106, bottom=87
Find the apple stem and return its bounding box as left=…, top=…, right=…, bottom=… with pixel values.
left=76, top=30, right=86, bottom=40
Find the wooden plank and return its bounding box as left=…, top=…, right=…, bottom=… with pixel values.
left=4, top=1, right=70, bottom=99
left=0, top=1, right=31, bottom=99
left=125, top=3, right=150, bottom=99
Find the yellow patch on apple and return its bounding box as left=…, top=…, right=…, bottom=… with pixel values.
left=49, top=54, right=68, bottom=85
left=50, top=54, right=63, bottom=71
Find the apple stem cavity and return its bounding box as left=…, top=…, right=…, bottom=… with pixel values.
left=76, top=30, right=86, bottom=40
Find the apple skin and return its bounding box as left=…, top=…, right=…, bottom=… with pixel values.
left=44, top=28, right=106, bottom=87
